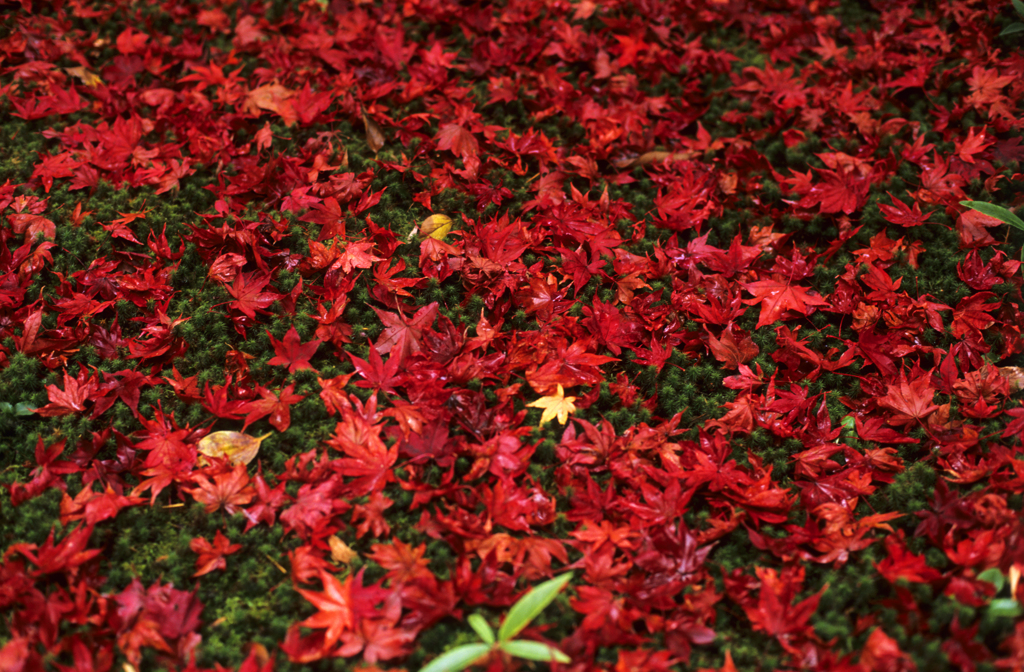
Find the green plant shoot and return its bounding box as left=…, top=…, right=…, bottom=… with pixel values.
left=419, top=573, right=573, bottom=672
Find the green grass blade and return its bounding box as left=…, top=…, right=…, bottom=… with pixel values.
left=960, top=200, right=1024, bottom=232
left=497, top=573, right=572, bottom=642
left=418, top=643, right=491, bottom=672
left=468, top=613, right=495, bottom=644
left=499, top=640, right=571, bottom=663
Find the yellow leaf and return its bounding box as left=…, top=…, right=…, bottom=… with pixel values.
left=329, top=535, right=359, bottom=565
left=64, top=66, right=103, bottom=87
left=197, top=431, right=271, bottom=467
left=527, top=384, right=577, bottom=425
left=417, top=213, right=453, bottom=240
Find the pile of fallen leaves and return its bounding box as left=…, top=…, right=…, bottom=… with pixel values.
left=2, top=0, right=1024, bottom=670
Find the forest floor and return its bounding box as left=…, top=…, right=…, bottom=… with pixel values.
left=2, top=0, right=1024, bottom=671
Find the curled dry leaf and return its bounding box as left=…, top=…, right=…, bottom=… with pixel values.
left=362, top=110, right=385, bottom=153
left=197, top=431, right=272, bottom=467
left=998, top=366, right=1024, bottom=393
left=612, top=150, right=697, bottom=169
left=328, top=535, right=358, bottom=565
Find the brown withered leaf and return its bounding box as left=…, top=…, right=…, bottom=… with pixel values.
left=999, top=366, right=1024, bottom=393
left=613, top=150, right=698, bottom=169
left=362, top=111, right=385, bottom=153
left=328, top=535, right=358, bottom=565
left=197, top=431, right=272, bottom=467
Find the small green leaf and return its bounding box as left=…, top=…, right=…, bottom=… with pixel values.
left=988, top=598, right=1023, bottom=618
left=499, top=639, right=572, bottom=663
left=840, top=416, right=856, bottom=433
left=1013, top=0, right=1024, bottom=19
left=960, top=200, right=1024, bottom=232
left=978, top=567, right=1006, bottom=593
left=418, top=643, right=492, bottom=672
left=468, top=613, right=495, bottom=644
left=13, top=402, right=35, bottom=416
left=497, top=573, right=572, bottom=642
left=1002, top=22, right=1024, bottom=36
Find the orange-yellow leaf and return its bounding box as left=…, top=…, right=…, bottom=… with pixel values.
left=328, top=535, right=358, bottom=565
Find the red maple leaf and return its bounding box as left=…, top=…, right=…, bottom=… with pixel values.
left=435, top=123, right=479, bottom=160
left=328, top=415, right=398, bottom=497
left=742, top=566, right=826, bottom=651
left=240, top=384, right=305, bottom=432
left=190, top=529, right=243, bottom=577
left=267, top=327, right=322, bottom=374
left=349, top=345, right=402, bottom=394
left=877, top=370, right=940, bottom=426
left=186, top=464, right=256, bottom=515
left=372, top=302, right=438, bottom=364
left=295, top=570, right=355, bottom=654
left=225, top=271, right=282, bottom=319
left=741, top=274, right=830, bottom=328
left=879, top=192, right=932, bottom=227
left=32, top=366, right=99, bottom=416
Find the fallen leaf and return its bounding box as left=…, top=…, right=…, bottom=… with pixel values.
left=613, top=150, right=697, bottom=169
left=998, top=366, right=1024, bottom=393
left=197, top=431, right=272, bottom=466
left=417, top=214, right=453, bottom=240
left=329, top=535, right=358, bottom=565
left=527, top=383, right=577, bottom=425
left=363, top=110, right=385, bottom=153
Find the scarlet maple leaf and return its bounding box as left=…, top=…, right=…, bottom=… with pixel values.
left=240, top=384, right=305, bottom=432
left=267, top=327, right=322, bottom=373
left=742, top=566, right=825, bottom=649
left=372, top=302, right=438, bottom=364
left=186, top=464, right=256, bottom=514
left=879, top=192, right=932, bottom=227
left=190, top=529, right=243, bottom=577
left=435, top=123, right=479, bottom=160
left=349, top=345, right=402, bottom=394
left=225, top=271, right=281, bottom=319
left=328, top=415, right=397, bottom=496
left=741, top=274, right=830, bottom=328
left=33, top=366, right=98, bottom=416
left=296, top=569, right=355, bottom=652
left=877, top=370, right=940, bottom=426
left=333, top=240, right=384, bottom=274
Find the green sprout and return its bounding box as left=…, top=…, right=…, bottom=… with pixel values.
left=419, top=573, right=573, bottom=672
left=977, top=568, right=1023, bottom=619
left=960, top=199, right=1024, bottom=273
left=1002, top=0, right=1024, bottom=36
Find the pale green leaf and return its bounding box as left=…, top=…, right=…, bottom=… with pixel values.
left=499, top=640, right=571, bottom=663
left=468, top=613, right=495, bottom=644
left=978, top=567, right=1006, bottom=593
left=988, top=598, right=1023, bottom=618
left=1002, top=22, right=1024, bottom=35
left=497, top=573, right=572, bottom=642
left=960, top=200, right=1024, bottom=232
left=418, top=643, right=491, bottom=672
left=1013, top=0, right=1024, bottom=19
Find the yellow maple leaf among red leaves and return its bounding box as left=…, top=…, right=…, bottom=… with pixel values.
left=527, top=384, right=577, bottom=425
